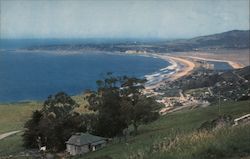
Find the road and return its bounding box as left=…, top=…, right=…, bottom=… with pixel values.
left=0, top=130, right=21, bottom=140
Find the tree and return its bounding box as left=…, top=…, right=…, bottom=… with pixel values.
left=23, top=92, right=94, bottom=151
left=120, top=76, right=161, bottom=134
left=42, top=92, right=79, bottom=118
left=87, top=73, right=127, bottom=137
left=88, top=74, right=162, bottom=136
left=23, top=110, right=43, bottom=148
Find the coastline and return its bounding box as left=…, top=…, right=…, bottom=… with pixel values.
left=1, top=50, right=244, bottom=103
left=157, top=54, right=195, bottom=80
left=143, top=51, right=247, bottom=91
left=144, top=53, right=196, bottom=90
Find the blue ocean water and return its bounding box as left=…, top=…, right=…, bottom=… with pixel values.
left=0, top=50, right=169, bottom=102
left=0, top=39, right=232, bottom=102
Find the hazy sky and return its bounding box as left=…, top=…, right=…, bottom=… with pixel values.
left=0, top=0, right=249, bottom=39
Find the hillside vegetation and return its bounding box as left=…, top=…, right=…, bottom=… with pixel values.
left=0, top=102, right=42, bottom=134
left=78, top=100, right=250, bottom=159
left=0, top=93, right=89, bottom=134
left=0, top=99, right=249, bottom=158
left=129, top=124, right=250, bottom=159
left=0, top=94, right=89, bottom=157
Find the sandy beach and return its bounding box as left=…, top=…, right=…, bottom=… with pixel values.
left=145, top=50, right=247, bottom=91
left=145, top=54, right=196, bottom=90
left=162, top=55, right=196, bottom=80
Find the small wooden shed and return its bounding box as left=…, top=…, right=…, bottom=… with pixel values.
left=66, top=133, right=107, bottom=156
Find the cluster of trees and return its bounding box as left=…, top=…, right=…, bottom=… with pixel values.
left=23, top=92, right=95, bottom=151
left=88, top=73, right=161, bottom=136
left=23, top=73, right=162, bottom=151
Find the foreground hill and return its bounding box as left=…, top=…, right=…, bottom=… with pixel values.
left=76, top=100, right=250, bottom=159
left=0, top=100, right=249, bottom=158
left=0, top=94, right=88, bottom=135
left=0, top=102, right=42, bottom=134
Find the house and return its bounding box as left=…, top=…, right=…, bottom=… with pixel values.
left=66, top=133, right=107, bottom=156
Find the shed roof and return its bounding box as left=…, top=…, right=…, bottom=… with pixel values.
left=66, top=133, right=106, bottom=146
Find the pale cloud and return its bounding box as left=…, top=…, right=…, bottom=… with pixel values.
left=0, top=0, right=249, bottom=39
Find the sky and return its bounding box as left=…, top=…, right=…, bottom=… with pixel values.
left=0, top=0, right=249, bottom=39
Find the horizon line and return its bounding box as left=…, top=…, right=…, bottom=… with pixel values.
left=1, top=29, right=249, bottom=41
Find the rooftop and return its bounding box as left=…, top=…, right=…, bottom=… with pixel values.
left=66, top=133, right=106, bottom=146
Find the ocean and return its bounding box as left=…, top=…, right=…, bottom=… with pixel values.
left=0, top=39, right=233, bottom=102
left=0, top=40, right=170, bottom=102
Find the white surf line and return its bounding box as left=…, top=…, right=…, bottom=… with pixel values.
left=159, top=55, right=195, bottom=80
left=123, top=53, right=194, bottom=90
left=144, top=53, right=178, bottom=88
left=144, top=53, right=196, bottom=90
left=186, top=56, right=244, bottom=69
left=0, top=130, right=21, bottom=140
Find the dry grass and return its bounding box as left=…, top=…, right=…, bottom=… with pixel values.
left=128, top=124, right=250, bottom=159
left=0, top=93, right=90, bottom=134
left=0, top=102, right=42, bottom=134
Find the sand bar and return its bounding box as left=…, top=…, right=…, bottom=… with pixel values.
left=186, top=56, right=244, bottom=69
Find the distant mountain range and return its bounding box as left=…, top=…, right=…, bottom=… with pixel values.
left=25, top=30, right=250, bottom=53
left=164, top=30, right=250, bottom=51
left=190, top=30, right=249, bottom=48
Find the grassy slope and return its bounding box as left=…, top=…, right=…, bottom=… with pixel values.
left=143, top=124, right=250, bottom=159
left=0, top=102, right=42, bottom=157
left=0, top=100, right=249, bottom=158
left=0, top=101, right=42, bottom=134
left=0, top=133, right=26, bottom=157
left=79, top=100, right=250, bottom=159
left=0, top=93, right=89, bottom=134
left=0, top=94, right=89, bottom=157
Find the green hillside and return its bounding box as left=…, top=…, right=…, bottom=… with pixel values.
left=0, top=93, right=89, bottom=134
left=0, top=93, right=89, bottom=157
left=0, top=100, right=249, bottom=158
left=79, top=100, right=250, bottom=159
left=0, top=101, right=42, bottom=134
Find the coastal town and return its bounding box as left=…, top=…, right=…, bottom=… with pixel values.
left=140, top=52, right=250, bottom=115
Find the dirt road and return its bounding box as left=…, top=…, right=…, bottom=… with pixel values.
left=0, top=130, right=21, bottom=140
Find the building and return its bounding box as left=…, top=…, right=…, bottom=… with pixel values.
left=66, top=133, right=107, bottom=156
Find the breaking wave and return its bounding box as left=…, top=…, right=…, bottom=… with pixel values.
left=144, top=56, right=178, bottom=87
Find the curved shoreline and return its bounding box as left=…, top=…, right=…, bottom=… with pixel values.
left=156, top=54, right=195, bottom=80
left=144, top=53, right=196, bottom=90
